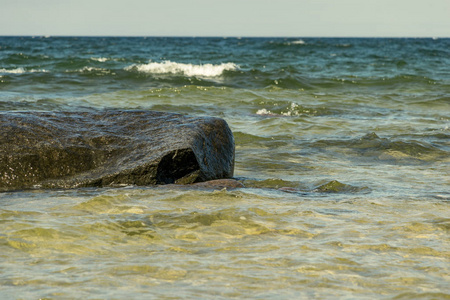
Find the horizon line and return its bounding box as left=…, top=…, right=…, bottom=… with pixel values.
left=0, top=34, right=448, bottom=39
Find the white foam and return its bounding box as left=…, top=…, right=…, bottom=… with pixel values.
left=257, top=103, right=301, bottom=117
left=81, top=66, right=102, bottom=72
left=256, top=108, right=273, bottom=115
left=0, top=68, right=48, bottom=74
left=0, top=68, right=26, bottom=74
left=291, top=40, right=306, bottom=45
left=125, top=60, right=238, bottom=77
left=75, top=66, right=112, bottom=75
left=91, top=57, right=109, bottom=62
left=64, top=66, right=109, bottom=73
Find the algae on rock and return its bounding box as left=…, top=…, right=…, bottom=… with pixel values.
left=0, top=110, right=235, bottom=191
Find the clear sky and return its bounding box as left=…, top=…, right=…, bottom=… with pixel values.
left=1, top=0, right=449, bottom=37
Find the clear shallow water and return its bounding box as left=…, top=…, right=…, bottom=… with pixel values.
left=1, top=188, right=449, bottom=299
left=1, top=37, right=449, bottom=299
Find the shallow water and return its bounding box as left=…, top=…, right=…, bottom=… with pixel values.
left=1, top=188, right=449, bottom=299
left=0, top=37, right=449, bottom=299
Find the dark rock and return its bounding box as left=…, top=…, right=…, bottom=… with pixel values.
left=0, top=110, right=235, bottom=192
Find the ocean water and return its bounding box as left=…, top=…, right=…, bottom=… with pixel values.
left=0, top=36, right=449, bottom=299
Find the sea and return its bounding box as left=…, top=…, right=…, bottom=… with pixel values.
left=0, top=36, right=449, bottom=299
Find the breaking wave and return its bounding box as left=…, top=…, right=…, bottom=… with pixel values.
left=125, top=61, right=239, bottom=77
left=0, top=68, right=48, bottom=74
left=90, top=57, right=109, bottom=62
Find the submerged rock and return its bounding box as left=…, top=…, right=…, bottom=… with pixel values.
left=314, top=180, right=369, bottom=193
left=162, top=179, right=245, bottom=191
left=0, top=110, right=235, bottom=191
left=191, top=179, right=245, bottom=189
left=241, top=178, right=301, bottom=189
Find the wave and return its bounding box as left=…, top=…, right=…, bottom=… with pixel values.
left=2, top=64, right=446, bottom=92
left=125, top=61, right=239, bottom=77
left=90, top=57, right=109, bottom=62
left=0, top=68, right=48, bottom=74
left=76, top=66, right=112, bottom=74
left=255, top=101, right=337, bottom=117
left=290, top=40, right=306, bottom=45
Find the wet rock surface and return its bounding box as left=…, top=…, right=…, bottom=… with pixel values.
left=313, top=180, right=370, bottom=193
left=0, top=110, right=235, bottom=192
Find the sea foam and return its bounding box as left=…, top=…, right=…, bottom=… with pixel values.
left=125, top=61, right=238, bottom=77
left=90, top=57, right=109, bottom=62
left=0, top=68, right=26, bottom=74
left=291, top=40, right=306, bottom=45
left=0, top=68, right=47, bottom=74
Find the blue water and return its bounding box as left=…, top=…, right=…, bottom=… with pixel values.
left=2, top=37, right=449, bottom=93
left=1, top=37, right=449, bottom=299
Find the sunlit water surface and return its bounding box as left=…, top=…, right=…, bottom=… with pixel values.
left=0, top=37, right=449, bottom=299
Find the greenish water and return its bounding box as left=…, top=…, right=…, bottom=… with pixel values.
left=1, top=187, right=449, bottom=299
left=1, top=37, right=449, bottom=299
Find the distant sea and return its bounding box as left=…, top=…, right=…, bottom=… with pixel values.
left=1, top=37, right=449, bottom=299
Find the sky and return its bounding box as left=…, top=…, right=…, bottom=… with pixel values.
left=1, top=0, right=449, bottom=37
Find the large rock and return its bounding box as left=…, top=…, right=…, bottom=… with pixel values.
left=0, top=110, right=235, bottom=192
